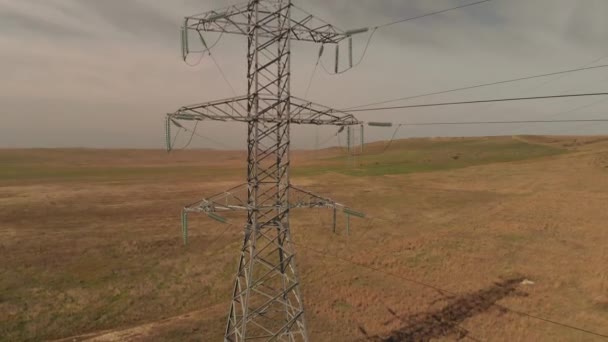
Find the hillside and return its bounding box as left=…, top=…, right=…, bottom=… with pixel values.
left=1, top=136, right=607, bottom=341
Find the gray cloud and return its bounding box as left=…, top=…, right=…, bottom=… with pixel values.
left=1, top=0, right=607, bottom=149
left=72, top=0, right=179, bottom=42
left=0, top=6, right=91, bottom=39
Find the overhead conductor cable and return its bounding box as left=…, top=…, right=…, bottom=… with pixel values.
left=348, top=64, right=608, bottom=110
left=349, top=92, right=608, bottom=112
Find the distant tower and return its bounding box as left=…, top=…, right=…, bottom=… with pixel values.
left=346, top=124, right=365, bottom=166
left=167, top=1, right=364, bottom=340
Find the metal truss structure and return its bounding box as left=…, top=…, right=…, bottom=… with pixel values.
left=168, top=1, right=362, bottom=340
left=184, top=183, right=346, bottom=213
left=183, top=183, right=349, bottom=233
left=171, top=96, right=359, bottom=126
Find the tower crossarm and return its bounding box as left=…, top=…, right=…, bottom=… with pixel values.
left=183, top=183, right=350, bottom=214
left=170, top=95, right=250, bottom=123
left=290, top=97, right=361, bottom=126
left=289, top=186, right=344, bottom=209
left=184, top=183, right=250, bottom=213
left=171, top=1, right=365, bottom=339
left=185, top=1, right=348, bottom=44
left=169, top=95, right=361, bottom=126
left=184, top=3, right=250, bottom=36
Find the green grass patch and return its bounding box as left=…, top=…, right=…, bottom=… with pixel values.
left=1, top=138, right=566, bottom=182
left=294, top=138, right=566, bottom=177
left=498, top=233, right=530, bottom=244
left=332, top=299, right=352, bottom=311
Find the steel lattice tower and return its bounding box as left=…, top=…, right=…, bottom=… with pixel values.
left=167, top=1, right=363, bottom=340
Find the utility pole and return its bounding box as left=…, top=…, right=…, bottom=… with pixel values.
left=167, top=1, right=364, bottom=340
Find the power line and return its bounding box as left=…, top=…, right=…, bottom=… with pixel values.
left=294, top=0, right=491, bottom=35
left=170, top=127, right=183, bottom=150
left=179, top=121, right=199, bottom=150
left=375, top=0, right=492, bottom=29
left=526, top=55, right=608, bottom=92
left=184, top=52, right=207, bottom=67
left=295, top=241, right=608, bottom=339
left=295, top=242, right=449, bottom=295
left=349, top=92, right=608, bottom=112
left=320, top=28, right=377, bottom=75
left=304, top=56, right=320, bottom=98
left=449, top=54, right=608, bottom=128
left=488, top=96, right=608, bottom=137
left=184, top=32, right=225, bottom=67
left=317, top=0, right=490, bottom=76
left=322, top=210, right=608, bottom=339
left=180, top=122, right=233, bottom=149
left=203, top=221, right=236, bottom=248
left=180, top=25, right=240, bottom=99
left=182, top=28, right=238, bottom=96
left=314, top=208, right=608, bottom=339
left=305, top=49, right=322, bottom=151
left=170, top=119, right=233, bottom=150
left=382, top=124, right=403, bottom=152
left=392, top=118, right=608, bottom=126
left=209, top=51, right=238, bottom=96
left=318, top=131, right=339, bottom=148
left=346, top=64, right=608, bottom=110
left=493, top=72, right=608, bottom=136
left=491, top=304, right=608, bottom=339
left=365, top=117, right=608, bottom=150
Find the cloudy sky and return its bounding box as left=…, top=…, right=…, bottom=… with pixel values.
left=1, top=0, right=607, bottom=149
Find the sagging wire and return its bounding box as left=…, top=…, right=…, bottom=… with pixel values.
left=449, top=54, right=608, bottom=126
left=358, top=123, right=404, bottom=156
left=348, top=92, right=608, bottom=112
left=182, top=28, right=225, bottom=67
left=491, top=72, right=608, bottom=136
left=318, top=130, right=339, bottom=148
left=209, top=52, right=239, bottom=96
left=346, top=64, right=608, bottom=110
left=306, top=46, right=325, bottom=153
left=317, top=0, right=490, bottom=76
left=181, top=21, right=237, bottom=95
left=167, top=118, right=233, bottom=151
left=376, top=0, right=491, bottom=30
left=382, top=124, right=403, bottom=153
left=166, top=117, right=184, bottom=152
left=304, top=44, right=324, bottom=98
left=179, top=121, right=199, bottom=150
left=320, top=28, right=377, bottom=76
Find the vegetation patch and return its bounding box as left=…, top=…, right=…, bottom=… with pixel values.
left=295, top=137, right=566, bottom=177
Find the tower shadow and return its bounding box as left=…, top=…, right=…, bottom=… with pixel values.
left=359, top=276, right=526, bottom=342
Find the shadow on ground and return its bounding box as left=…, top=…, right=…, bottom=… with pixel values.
left=359, top=277, right=526, bottom=342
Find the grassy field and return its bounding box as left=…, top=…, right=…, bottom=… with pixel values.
left=1, top=136, right=608, bottom=341
left=0, top=137, right=564, bottom=182
left=298, top=137, right=565, bottom=176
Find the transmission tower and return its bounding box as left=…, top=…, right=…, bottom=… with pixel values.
left=345, top=125, right=365, bottom=167
left=166, top=1, right=364, bottom=340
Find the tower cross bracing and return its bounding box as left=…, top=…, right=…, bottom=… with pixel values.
left=167, top=1, right=362, bottom=340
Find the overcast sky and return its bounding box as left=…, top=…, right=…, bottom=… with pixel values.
left=1, top=0, right=608, bottom=149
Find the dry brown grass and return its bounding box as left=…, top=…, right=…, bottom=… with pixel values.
left=1, top=136, right=608, bottom=341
